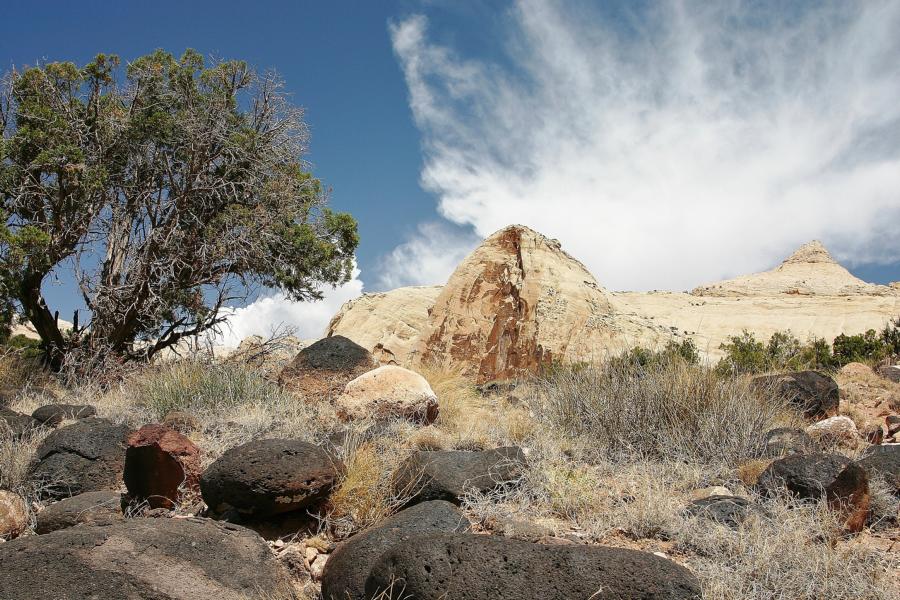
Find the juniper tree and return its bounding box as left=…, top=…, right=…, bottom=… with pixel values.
left=0, top=50, right=358, bottom=367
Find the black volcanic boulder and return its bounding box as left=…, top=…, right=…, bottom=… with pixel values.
left=200, top=438, right=341, bottom=518
left=684, top=495, right=764, bottom=528
left=757, top=452, right=870, bottom=532
left=0, top=407, right=41, bottom=438
left=0, top=517, right=288, bottom=599
left=762, top=427, right=815, bottom=456
left=392, top=447, right=527, bottom=506
left=28, top=418, right=129, bottom=499
left=35, top=490, right=124, bottom=534
left=856, top=444, right=899, bottom=494
left=877, top=365, right=900, bottom=383
left=365, top=533, right=702, bottom=600
left=321, top=500, right=471, bottom=600
left=278, top=335, right=375, bottom=398
left=752, top=371, right=839, bottom=419
left=32, top=403, right=96, bottom=427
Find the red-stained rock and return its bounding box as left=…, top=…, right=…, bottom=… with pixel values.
left=124, top=424, right=201, bottom=509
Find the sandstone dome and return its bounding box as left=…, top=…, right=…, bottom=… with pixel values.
left=691, top=241, right=896, bottom=297
left=412, top=225, right=669, bottom=382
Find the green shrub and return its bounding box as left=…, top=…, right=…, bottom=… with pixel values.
left=882, top=316, right=900, bottom=358
left=832, top=330, right=887, bottom=365
left=715, top=331, right=769, bottom=376
left=716, top=330, right=840, bottom=375
left=618, top=339, right=700, bottom=368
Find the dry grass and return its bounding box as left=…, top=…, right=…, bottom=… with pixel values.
left=534, top=358, right=793, bottom=465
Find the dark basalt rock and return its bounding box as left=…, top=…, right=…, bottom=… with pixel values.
left=392, top=446, right=527, bottom=506
left=752, top=371, right=839, bottom=419
left=684, top=495, right=764, bottom=528
left=856, top=444, right=899, bottom=493
left=762, top=427, right=815, bottom=456
left=200, top=438, right=341, bottom=518
left=321, top=500, right=471, bottom=600
left=0, top=517, right=288, bottom=599
left=28, top=418, right=130, bottom=499
left=0, top=407, right=42, bottom=438
left=365, top=532, right=703, bottom=600
left=31, top=404, right=96, bottom=427
left=35, top=490, right=124, bottom=534
left=277, top=335, right=375, bottom=398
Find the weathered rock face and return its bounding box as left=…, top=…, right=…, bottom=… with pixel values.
left=124, top=424, right=202, bottom=509
left=878, top=365, right=900, bottom=383
left=365, top=533, right=703, bottom=600
left=0, top=407, right=41, bottom=438
left=31, top=403, right=96, bottom=427
left=200, top=439, right=341, bottom=518
left=29, top=418, right=130, bottom=499
left=0, top=490, right=28, bottom=539
left=758, top=453, right=870, bottom=532
left=321, top=500, right=471, bottom=600
left=0, top=518, right=288, bottom=599
left=806, top=415, right=859, bottom=445
left=753, top=371, right=840, bottom=419
left=335, top=365, right=438, bottom=423
left=392, top=447, right=527, bottom=506
left=35, top=491, right=124, bottom=534
left=327, top=286, right=442, bottom=365
left=278, top=335, right=376, bottom=398
left=692, top=240, right=898, bottom=297
left=414, top=225, right=669, bottom=383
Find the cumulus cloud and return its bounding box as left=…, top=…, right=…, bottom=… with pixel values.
left=214, top=271, right=364, bottom=347
left=376, top=222, right=480, bottom=288
left=388, top=1, right=900, bottom=291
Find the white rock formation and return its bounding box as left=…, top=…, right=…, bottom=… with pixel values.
left=335, top=365, right=438, bottom=423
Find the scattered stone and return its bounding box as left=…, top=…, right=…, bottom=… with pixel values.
left=690, top=486, right=733, bottom=500
left=886, top=415, right=900, bottom=437
left=684, top=495, right=763, bottom=528
left=0, top=517, right=289, bottom=599
left=278, top=335, right=375, bottom=398
left=365, top=533, right=702, bottom=600
left=839, top=362, right=873, bottom=378
left=758, top=452, right=870, bottom=532
left=309, top=553, right=328, bottom=581
left=162, top=410, right=201, bottom=433
left=862, top=424, right=884, bottom=445
left=877, top=365, right=900, bottom=383
left=856, top=444, right=899, bottom=494
left=752, top=371, right=839, bottom=419
left=392, top=447, right=527, bottom=506
left=806, top=415, right=859, bottom=445
left=0, top=490, right=27, bottom=540
left=321, top=500, right=471, bottom=600
left=31, top=404, right=95, bottom=427
left=124, top=424, right=202, bottom=509
left=484, top=515, right=552, bottom=542
left=35, top=491, right=124, bottom=534
left=537, top=535, right=576, bottom=545
left=28, top=418, right=129, bottom=499
left=762, top=427, right=815, bottom=456
left=0, top=407, right=41, bottom=438
left=335, top=365, right=438, bottom=423
left=200, top=439, right=341, bottom=518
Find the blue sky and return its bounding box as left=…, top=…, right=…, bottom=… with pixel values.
left=3, top=1, right=899, bottom=341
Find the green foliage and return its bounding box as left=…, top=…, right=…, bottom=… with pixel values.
left=882, top=316, right=900, bottom=358
left=619, top=338, right=700, bottom=368
left=832, top=330, right=888, bottom=365
left=1, top=50, right=358, bottom=366
left=715, top=330, right=839, bottom=376
left=715, top=331, right=768, bottom=376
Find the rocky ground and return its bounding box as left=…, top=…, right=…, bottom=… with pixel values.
left=0, top=337, right=898, bottom=599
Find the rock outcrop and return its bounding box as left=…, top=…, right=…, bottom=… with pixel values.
left=124, top=424, right=202, bottom=509
left=413, top=225, right=669, bottom=382
left=752, top=371, right=840, bottom=419
left=0, top=490, right=27, bottom=539
left=278, top=336, right=376, bottom=398
left=327, top=286, right=441, bottom=365
left=31, top=404, right=96, bottom=427
left=691, top=240, right=898, bottom=297
left=35, top=491, right=124, bottom=534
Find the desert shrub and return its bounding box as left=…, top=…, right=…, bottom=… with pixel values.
left=715, top=331, right=768, bottom=375
left=131, top=359, right=294, bottom=420
left=716, top=330, right=839, bottom=375
left=882, top=315, right=900, bottom=358
left=832, top=329, right=888, bottom=365
left=618, top=339, right=700, bottom=368
left=534, top=356, right=787, bottom=465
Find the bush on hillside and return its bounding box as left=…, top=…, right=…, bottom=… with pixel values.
left=716, top=330, right=839, bottom=375
left=832, top=329, right=888, bottom=365
left=618, top=339, right=700, bottom=368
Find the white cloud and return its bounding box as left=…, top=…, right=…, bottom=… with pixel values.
left=388, top=1, right=900, bottom=291
left=214, top=271, right=364, bottom=347
left=376, top=222, right=479, bottom=289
